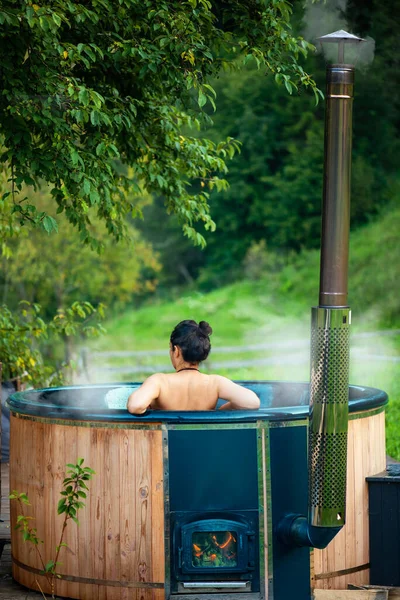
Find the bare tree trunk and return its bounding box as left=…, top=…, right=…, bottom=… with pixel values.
left=64, top=333, right=73, bottom=365
left=178, top=263, right=194, bottom=285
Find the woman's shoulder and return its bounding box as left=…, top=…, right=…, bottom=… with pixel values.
left=207, top=373, right=231, bottom=384
left=203, top=373, right=236, bottom=392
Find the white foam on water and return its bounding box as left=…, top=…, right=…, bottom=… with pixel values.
left=105, top=387, right=135, bottom=409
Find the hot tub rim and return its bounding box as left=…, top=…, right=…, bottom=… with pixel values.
left=6, top=381, right=388, bottom=423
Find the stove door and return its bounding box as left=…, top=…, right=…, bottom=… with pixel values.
left=180, top=519, right=255, bottom=575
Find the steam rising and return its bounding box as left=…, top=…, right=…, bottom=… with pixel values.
left=303, top=0, right=375, bottom=68
left=74, top=319, right=399, bottom=410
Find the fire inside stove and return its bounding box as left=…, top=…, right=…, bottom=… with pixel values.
left=192, top=531, right=237, bottom=567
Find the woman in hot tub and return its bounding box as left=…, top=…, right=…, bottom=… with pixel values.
left=127, top=320, right=260, bottom=414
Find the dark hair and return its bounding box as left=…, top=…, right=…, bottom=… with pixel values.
left=170, top=320, right=212, bottom=363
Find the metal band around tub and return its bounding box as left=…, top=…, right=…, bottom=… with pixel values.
left=315, top=562, right=370, bottom=580
left=12, top=555, right=165, bottom=589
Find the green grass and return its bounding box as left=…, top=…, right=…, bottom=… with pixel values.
left=89, top=206, right=400, bottom=457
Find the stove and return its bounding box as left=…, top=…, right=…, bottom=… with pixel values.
left=167, top=427, right=262, bottom=599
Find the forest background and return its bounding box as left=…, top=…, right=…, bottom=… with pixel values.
left=1, top=1, right=399, bottom=455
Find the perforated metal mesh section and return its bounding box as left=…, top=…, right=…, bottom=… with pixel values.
left=310, top=327, right=350, bottom=405
left=309, top=312, right=350, bottom=520
left=309, top=431, right=347, bottom=509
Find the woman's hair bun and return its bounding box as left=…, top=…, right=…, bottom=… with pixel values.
left=170, top=320, right=212, bottom=363
left=198, top=321, right=212, bottom=336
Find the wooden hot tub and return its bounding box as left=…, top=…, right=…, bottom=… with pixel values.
left=7, top=382, right=387, bottom=600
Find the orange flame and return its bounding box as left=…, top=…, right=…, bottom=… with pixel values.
left=218, top=532, right=233, bottom=549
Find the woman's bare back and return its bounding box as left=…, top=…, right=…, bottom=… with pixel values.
left=127, top=370, right=260, bottom=414
left=151, top=371, right=219, bottom=411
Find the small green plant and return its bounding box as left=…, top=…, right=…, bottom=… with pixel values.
left=10, top=458, right=95, bottom=599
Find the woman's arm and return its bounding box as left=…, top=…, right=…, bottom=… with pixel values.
left=216, top=376, right=260, bottom=410
left=127, top=374, right=161, bottom=414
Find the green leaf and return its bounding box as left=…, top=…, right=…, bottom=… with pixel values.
left=198, top=90, right=207, bottom=108
left=78, top=88, right=89, bottom=106
left=83, top=467, right=95, bottom=474
left=45, top=560, right=55, bottom=572
left=90, top=110, right=100, bottom=126
left=42, top=216, right=58, bottom=234
left=202, top=84, right=216, bottom=98
left=89, top=190, right=100, bottom=204
left=207, top=95, right=216, bottom=112
left=57, top=499, right=67, bottom=515
left=52, top=13, right=61, bottom=27
left=108, top=144, right=120, bottom=157
left=96, top=142, right=105, bottom=156
left=91, top=91, right=104, bottom=108
left=83, top=179, right=91, bottom=195
left=284, top=79, right=292, bottom=94
left=70, top=149, right=79, bottom=166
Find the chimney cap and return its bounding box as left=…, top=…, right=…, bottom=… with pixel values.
left=316, top=30, right=365, bottom=44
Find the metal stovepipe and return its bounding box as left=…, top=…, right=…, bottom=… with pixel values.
left=308, top=64, right=354, bottom=529
left=319, top=64, right=354, bottom=309
left=277, top=63, right=355, bottom=546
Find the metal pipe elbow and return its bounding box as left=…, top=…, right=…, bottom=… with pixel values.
left=276, top=513, right=342, bottom=549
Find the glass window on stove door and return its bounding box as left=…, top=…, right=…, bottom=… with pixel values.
left=191, top=531, right=238, bottom=567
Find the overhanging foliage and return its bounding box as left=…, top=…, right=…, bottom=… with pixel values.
left=0, top=0, right=318, bottom=247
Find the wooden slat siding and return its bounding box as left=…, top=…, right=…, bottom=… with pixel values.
left=94, top=428, right=107, bottom=600
left=52, top=423, right=70, bottom=599
left=47, top=421, right=68, bottom=599
left=120, top=430, right=133, bottom=600
left=21, top=417, right=36, bottom=576
left=354, top=419, right=368, bottom=588
left=105, top=427, right=122, bottom=600
left=344, top=417, right=356, bottom=591
left=132, top=431, right=153, bottom=599
left=11, top=417, right=38, bottom=588
left=314, top=412, right=386, bottom=591
left=322, top=420, right=355, bottom=591
left=61, top=423, right=80, bottom=600
left=10, top=415, right=166, bottom=600
left=10, top=418, right=27, bottom=588
left=78, top=427, right=99, bottom=600
left=346, top=417, right=365, bottom=589
left=43, top=417, right=54, bottom=592
left=141, top=431, right=153, bottom=590
left=150, top=430, right=165, bottom=586
left=356, top=418, right=371, bottom=588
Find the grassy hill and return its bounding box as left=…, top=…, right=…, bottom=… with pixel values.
left=88, top=205, right=400, bottom=457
